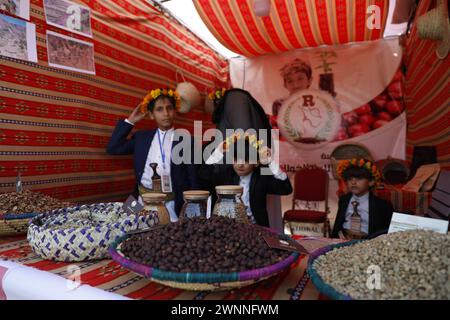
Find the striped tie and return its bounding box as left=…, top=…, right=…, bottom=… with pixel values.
left=350, top=200, right=361, bottom=232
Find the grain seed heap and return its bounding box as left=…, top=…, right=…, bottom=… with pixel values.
left=313, top=230, right=450, bottom=299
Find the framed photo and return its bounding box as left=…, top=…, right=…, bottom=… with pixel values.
left=44, top=0, right=92, bottom=38
left=0, top=0, right=30, bottom=20
left=0, top=13, right=37, bottom=62
left=46, top=30, right=95, bottom=74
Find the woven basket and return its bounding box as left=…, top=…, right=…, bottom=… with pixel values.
left=28, top=202, right=159, bottom=262
left=417, top=0, right=449, bottom=59
left=330, top=143, right=373, bottom=179
left=307, top=241, right=360, bottom=300
left=0, top=213, right=37, bottom=237
left=110, top=231, right=301, bottom=292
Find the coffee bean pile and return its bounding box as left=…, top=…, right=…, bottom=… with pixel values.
left=0, top=190, right=72, bottom=215
left=121, top=216, right=291, bottom=273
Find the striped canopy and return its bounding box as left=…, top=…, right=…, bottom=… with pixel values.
left=194, top=0, right=390, bottom=57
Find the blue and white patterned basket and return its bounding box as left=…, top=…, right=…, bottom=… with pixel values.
left=28, top=202, right=158, bottom=262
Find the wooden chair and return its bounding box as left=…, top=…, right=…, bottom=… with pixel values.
left=283, top=167, right=331, bottom=237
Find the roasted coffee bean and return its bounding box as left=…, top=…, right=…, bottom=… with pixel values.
left=121, top=216, right=291, bottom=274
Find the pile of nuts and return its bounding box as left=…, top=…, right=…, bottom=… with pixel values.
left=121, top=216, right=291, bottom=273
left=0, top=190, right=72, bottom=215
left=313, top=230, right=450, bottom=299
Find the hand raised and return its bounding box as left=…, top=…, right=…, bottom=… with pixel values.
left=127, top=104, right=148, bottom=124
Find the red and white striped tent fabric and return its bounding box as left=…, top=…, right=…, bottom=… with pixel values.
left=194, top=0, right=389, bottom=56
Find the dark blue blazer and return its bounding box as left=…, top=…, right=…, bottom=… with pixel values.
left=106, top=120, right=199, bottom=215
left=331, top=192, right=393, bottom=238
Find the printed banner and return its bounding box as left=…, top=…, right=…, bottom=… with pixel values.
left=0, top=0, right=30, bottom=20
left=0, top=13, right=36, bottom=62
left=230, top=38, right=406, bottom=206
left=44, top=0, right=92, bottom=37
left=46, top=30, right=95, bottom=74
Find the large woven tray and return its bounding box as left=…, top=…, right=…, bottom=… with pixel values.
left=28, top=203, right=159, bottom=262
left=307, top=241, right=360, bottom=300
left=0, top=213, right=37, bottom=237
left=110, top=231, right=301, bottom=291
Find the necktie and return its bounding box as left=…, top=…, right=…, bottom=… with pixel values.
left=350, top=200, right=361, bottom=232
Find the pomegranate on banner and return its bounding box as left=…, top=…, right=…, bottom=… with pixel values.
left=335, top=69, right=405, bottom=141
left=277, top=89, right=341, bottom=149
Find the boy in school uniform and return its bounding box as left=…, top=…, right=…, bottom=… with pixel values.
left=199, top=133, right=292, bottom=227
left=331, top=158, right=394, bottom=239
left=107, top=88, right=198, bottom=221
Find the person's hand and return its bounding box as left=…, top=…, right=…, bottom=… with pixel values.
left=258, top=146, right=272, bottom=165
left=127, top=105, right=148, bottom=124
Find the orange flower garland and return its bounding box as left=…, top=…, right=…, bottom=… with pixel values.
left=208, top=88, right=227, bottom=101
left=223, top=132, right=264, bottom=151
left=337, top=158, right=382, bottom=186
left=139, top=88, right=181, bottom=113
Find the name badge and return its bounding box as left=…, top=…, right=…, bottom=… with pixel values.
left=162, top=174, right=172, bottom=193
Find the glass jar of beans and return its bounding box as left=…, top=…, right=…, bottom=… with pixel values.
left=212, top=185, right=249, bottom=224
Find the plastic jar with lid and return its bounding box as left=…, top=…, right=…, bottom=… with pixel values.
left=179, top=190, right=210, bottom=220
left=212, top=185, right=249, bottom=224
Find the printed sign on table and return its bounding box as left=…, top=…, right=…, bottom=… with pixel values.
left=44, top=0, right=92, bottom=37
left=46, top=30, right=96, bottom=74
left=388, top=212, right=449, bottom=234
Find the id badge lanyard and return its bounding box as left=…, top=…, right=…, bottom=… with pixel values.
left=157, top=130, right=172, bottom=193
left=157, top=130, right=168, bottom=172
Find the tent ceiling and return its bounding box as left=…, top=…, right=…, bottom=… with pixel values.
left=194, top=0, right=390, bottom=57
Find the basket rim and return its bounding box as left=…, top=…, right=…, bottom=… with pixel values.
left=307, top=240, right=361, bottom=300
left=109, top=230, right=301, bottom=284
left=0, top=212, right=38, bottom=220
left=330, top=143, right=372, bottom=160
left=28, top=202, right=140, bottom=235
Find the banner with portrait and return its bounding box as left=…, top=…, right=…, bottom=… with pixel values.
left=230, top=38, right=406, bottom=208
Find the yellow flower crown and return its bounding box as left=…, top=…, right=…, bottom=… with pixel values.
left=139, top=88, right=181, bottom=113
left=223, top=132, right=264, bottom=151
left=208, top=88, right=227, bottom=101
left=337, top=158, right=382, bottom=186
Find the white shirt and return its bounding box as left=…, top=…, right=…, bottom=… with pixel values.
left=206, top=147, right=288, bottom=223
left=140, top=127, right=174, bottom=189
left=125, top=119, right=177, bottom=222
left=239, top=172, right=256, bottom=224
left=343, top=192, right=370, bottom=233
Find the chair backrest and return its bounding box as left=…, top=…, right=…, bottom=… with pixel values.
left=426, top=170, right=450, bottom=221
left=293, top=167, right=329, bottom=204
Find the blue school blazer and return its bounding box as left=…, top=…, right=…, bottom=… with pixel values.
left=106, top=120, right=199, bottom=215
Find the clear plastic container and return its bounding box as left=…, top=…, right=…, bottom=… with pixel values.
left=179, top=190, right=209, bottom=219
left=212, top=185, right=249, bottom=224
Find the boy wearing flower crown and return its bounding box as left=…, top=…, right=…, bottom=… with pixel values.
left=107, top=89, right=199, bottom=221
left=199, top=133, right=292, bottom=227
left=331, top=159, right=393, bottom=239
